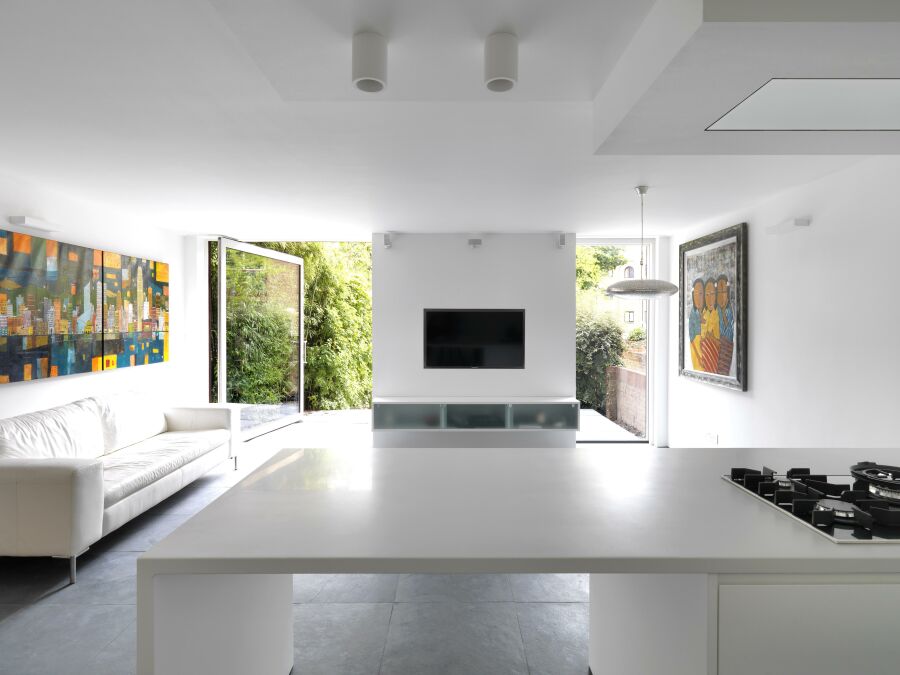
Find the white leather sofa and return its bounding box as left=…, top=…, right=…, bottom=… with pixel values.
left=0, top=395, right=238, bottom=582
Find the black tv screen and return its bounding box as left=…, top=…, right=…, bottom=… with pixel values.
left=424, top=309, right=525, bottom=369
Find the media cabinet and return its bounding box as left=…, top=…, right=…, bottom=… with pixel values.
left=371, top=397, right=579, bottom=448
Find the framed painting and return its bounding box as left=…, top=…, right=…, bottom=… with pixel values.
left=678, top=223, right=747, bottom=391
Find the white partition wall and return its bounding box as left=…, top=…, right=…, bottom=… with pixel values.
left=371, top=233, right=575, bottom=446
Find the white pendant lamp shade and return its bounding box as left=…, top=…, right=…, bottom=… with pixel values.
left=484, top=32, right=518, bottom=92
left=605, top=278, right=678, bottom=298
left=606, top=186, right=678, bottom=300
left=352, top=31, right=387, bottom=93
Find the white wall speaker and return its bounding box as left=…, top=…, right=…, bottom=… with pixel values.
left=766, top=217, right=811, bottom=235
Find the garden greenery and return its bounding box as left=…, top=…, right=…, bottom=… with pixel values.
left=210, top=241, right=372, bottom=411
left=575, top=310, right=625, bottom=413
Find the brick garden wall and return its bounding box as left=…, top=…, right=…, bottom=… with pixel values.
left=605, top=365, right=646, bottom=437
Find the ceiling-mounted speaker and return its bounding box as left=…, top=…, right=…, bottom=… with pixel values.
left=353, top=32, right=387, bottom=93
left=484, top=32, right=518, bottom=93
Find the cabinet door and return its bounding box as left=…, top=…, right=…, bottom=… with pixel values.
left=719, top=584, right=900, bottom=675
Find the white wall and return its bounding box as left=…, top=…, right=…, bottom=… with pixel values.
left=668, top=158, right=900, bottom=448
left=372, top=233, right=575, bottom=399
left=0, top=171, right=198, bottom=417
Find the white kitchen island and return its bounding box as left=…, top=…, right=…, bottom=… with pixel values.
left=137, top=446, right=900, bottom=675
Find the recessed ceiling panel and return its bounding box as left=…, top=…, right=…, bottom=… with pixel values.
left=708, top=78, right=900, bottom=131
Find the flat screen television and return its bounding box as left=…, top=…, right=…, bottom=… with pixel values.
left=424, top=309, right=525, bottom=369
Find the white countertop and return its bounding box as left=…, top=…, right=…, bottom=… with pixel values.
left=139, top=446, right=900, bottom=575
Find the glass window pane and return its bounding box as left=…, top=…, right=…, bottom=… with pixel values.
left=224, top=247, right=301, bottom=432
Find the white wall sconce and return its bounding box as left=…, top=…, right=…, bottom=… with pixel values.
left=467, top=236, right=483, bottom=249
left=766, top=217, right=811, bottom=235
left=556, top=233, right=568, bottom=249
left=352, top=32, right=387, bottom=93
left=484, top=32, right=518, bottom=93
left=7, top=215, right=59, bottom=236
left=382, top=232, right=394, bottom=249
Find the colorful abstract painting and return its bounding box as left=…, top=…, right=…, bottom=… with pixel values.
left=678, top=223, right=747, bottom=391
left=0, top=229, right=168, bottom=384
left=101, top=252, right=169, bottom=369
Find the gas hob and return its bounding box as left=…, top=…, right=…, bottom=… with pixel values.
left=724, top=462, right=900, bottom=544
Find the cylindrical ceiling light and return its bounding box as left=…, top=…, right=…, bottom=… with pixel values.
left=352, top=31, right=387, bottom=93
left=484, top=32, right=517, bottom=93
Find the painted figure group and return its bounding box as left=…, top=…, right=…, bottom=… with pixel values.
left=688, top=275, right=734, bottom=375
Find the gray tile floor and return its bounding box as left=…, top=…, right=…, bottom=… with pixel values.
left=0, top=419, right=590, bottom=675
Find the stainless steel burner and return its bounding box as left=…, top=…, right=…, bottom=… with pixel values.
left=815, top=498, right=856, bottom=522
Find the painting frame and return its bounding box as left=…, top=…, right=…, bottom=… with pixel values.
left=678, top=223, right=748, bottom=391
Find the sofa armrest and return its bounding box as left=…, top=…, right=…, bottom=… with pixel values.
left=0, top=458, right=104, bottom=557
left=163, top=405, right=240, bottom=458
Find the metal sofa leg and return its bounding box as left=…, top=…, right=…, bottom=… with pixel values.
left=55, top=548, right=88, bottom=584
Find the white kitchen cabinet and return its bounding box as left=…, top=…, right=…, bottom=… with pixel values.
left=718, top=581, right=900, bottom=675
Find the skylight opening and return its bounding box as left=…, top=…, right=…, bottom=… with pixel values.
left=707, top=78, right=900, bottom=131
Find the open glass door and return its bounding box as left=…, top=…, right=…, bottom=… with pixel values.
left=217, top=238, right=304, bottom=438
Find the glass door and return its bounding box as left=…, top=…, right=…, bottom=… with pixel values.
left=575, top=241, right=650, bottom=442
left=217, top=238, right=304, bottom=438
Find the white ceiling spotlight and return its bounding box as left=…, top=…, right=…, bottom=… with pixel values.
left=352, top=31, right=387, bottom=93
left=484, top=32, right=518, bottom=93
left=606, top=186, right=679, bottom=300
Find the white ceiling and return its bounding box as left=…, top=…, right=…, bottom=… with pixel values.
left=598, top=21, right=900, bottom=154
left=0, top=1, right=893, bottom=240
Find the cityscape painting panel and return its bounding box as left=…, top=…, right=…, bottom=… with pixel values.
left=0, top=228, right=168, bottom=385
left=0, top=230, right=103, bottom=383
left=102, top=252, right=169, bottom=370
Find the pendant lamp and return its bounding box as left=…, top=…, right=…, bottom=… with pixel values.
left=606, top=186, right=678, bottom=299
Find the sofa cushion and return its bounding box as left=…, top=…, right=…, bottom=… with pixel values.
left=101, top=429, right=230, bottom=507
left=100, top=393, right=168, bottom=454
left=0, top=398, right=106, bottom=460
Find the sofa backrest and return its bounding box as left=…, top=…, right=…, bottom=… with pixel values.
left=0, top=398, right=106, bottom=460
left=100, top=393, right=167, bottom=454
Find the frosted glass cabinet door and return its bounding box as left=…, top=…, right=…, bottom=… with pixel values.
left=718, top=583, right=900, bottom=675
left=510, top=403, right=579, bottom=429
left=372, top=404, right=443, bottom=429
left=445, top=404, right=507, bottom=429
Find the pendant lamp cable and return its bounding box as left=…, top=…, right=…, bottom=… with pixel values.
left=639, top=190, right=645, bottom=279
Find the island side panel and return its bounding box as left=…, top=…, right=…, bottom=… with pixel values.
left=138, top=571, right=293, bottom=675
left=589, top=573, right=713, bottom=675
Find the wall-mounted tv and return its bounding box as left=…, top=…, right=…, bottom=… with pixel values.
left=424, top=309, right=525, bottom=369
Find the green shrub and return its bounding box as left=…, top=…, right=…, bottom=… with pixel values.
left=225, top=304, right=296, bottom=404
left=575, top=310, right=625, bottom=413
left=627, top=326, right=646, bottom=342
left=210, top=241, right=372, bottom=412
